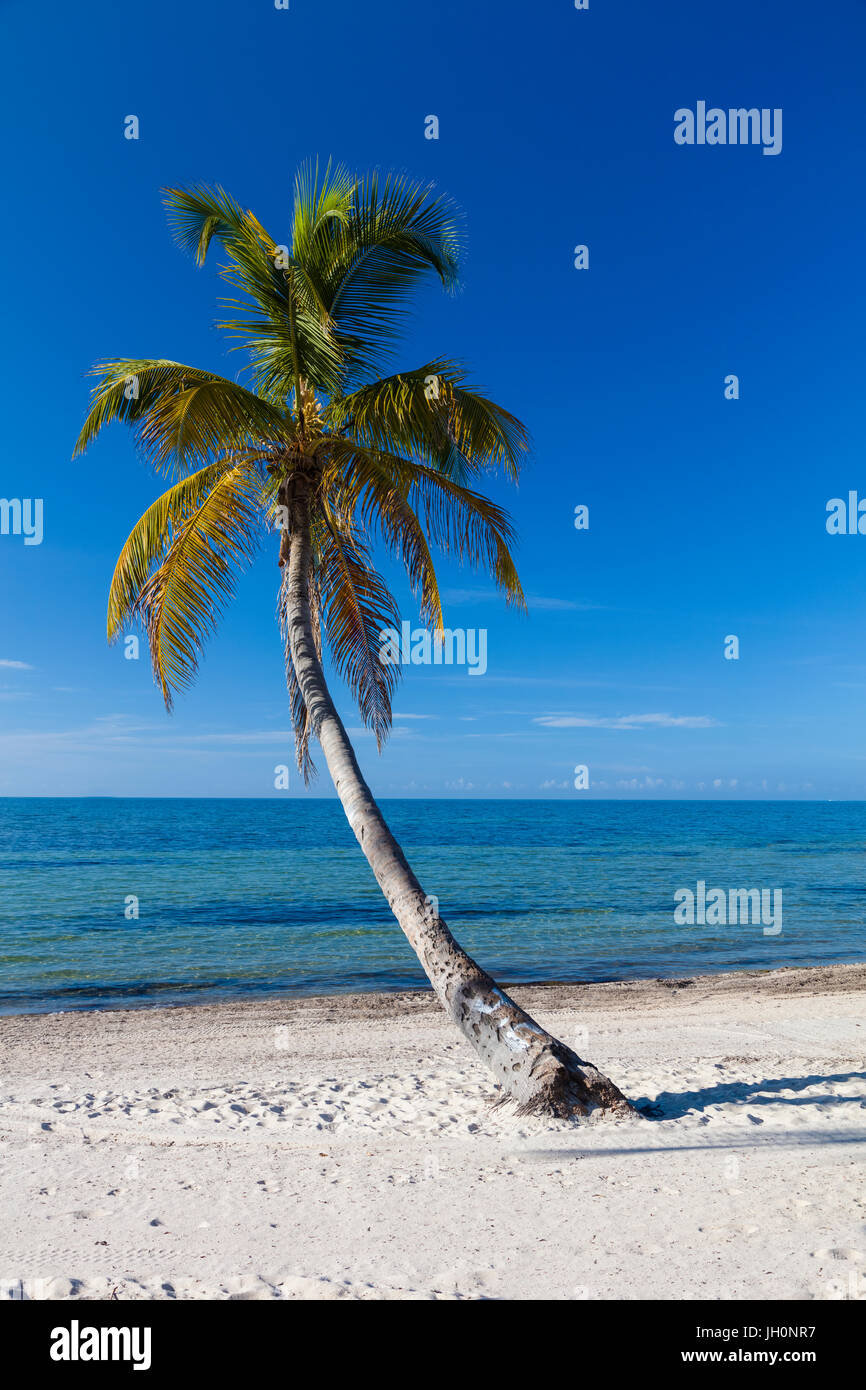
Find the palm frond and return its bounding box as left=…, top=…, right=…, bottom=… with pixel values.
left=322, top=441, right=444, bottom=629
left=162, top=183, right=252, bottom=267
left=137, top=465, right=263, bottom=708
left=73, top=359, right=288, bottom=476
left=324, top=440, right=525, bottom=613
left=107, top=459, right=247, bottom=642
left=298, top=172, right=462, bottom=385
left=407, top=460, right=525, bottom=607
left=291, top=158, right=354, bottom=270
left=327, top=360, right=528, bottom=482
left=314, top=507, right=401, bottom=748
left=164, top=184, right=344, bottom=403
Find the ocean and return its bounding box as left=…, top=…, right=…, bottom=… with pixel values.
left=0, top=798, right=863, bottom=1015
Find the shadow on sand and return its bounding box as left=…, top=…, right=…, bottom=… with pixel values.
left=633, top=1068, right=866, bottom=1122
left=524, top=1131, right=866, bottom=1160
left=515, top=1067, right=866, bottom=1157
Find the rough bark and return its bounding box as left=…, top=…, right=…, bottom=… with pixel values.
left=283, top=480, right=632, bottom=1119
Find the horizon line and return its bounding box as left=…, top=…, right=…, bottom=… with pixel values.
left=0, top=795, right=857, bottom=804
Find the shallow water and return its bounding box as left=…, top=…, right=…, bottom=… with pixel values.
left=0, top=798, right=863, bottom=1014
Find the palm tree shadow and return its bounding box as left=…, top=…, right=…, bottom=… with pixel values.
left=634, top=1068, right=866, bottom=1121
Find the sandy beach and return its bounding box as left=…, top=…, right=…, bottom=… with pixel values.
left=1, top=963, right=864, bottom=1301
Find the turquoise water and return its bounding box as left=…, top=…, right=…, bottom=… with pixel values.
left=0, top=798, right=863, bottom=1015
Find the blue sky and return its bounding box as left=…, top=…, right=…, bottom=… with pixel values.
left=1, top=0, right=865, bottom=798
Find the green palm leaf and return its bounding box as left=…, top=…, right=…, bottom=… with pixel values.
left=324, top=439, right=525, bottom=614
left=164, top=185, right=344, bottom=403
left=315, top=506, right=401, bottom=748
left=329, top=359, right=528, bottom=482
left=296, top=170, right=462, bottom=386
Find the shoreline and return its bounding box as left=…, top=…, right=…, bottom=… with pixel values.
left=3, top=958, right=865, bottom=1026
left=2, top=959, right=864, bottom=1300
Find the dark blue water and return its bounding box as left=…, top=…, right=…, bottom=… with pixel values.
left=0, top=799, right=863, bottom=1014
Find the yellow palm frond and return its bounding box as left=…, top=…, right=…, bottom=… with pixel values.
left=107, top=459, right=246, bottom=643
left=137, top=465, right=264, bottom=708
left=74, top=360, right=289, bottom=476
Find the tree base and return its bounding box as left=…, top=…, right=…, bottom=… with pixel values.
left=500, top=1044, right=635, bottom=1120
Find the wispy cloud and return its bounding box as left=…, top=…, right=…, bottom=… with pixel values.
left=525, top=596, right=604, bottom=612
left=441, top=588, right=602, bottom=611
left=184, top=730, right=292, bottom=744
left=441, top=588, right=497, bottom=605
left=345, top=725, right=412, bottom=739
left=0, top=720, right=290, bottom=755
left=0, top=659, right=33, bottom=670
left=450, top=676, right=678, bottom=690
left=533, top=712, right=720, bottom=730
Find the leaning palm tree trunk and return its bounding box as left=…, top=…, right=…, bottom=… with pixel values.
left=284, top=483, right=631, bottom=1118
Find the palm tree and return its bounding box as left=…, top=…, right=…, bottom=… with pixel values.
left=74, top=162, right=630, bottom=1119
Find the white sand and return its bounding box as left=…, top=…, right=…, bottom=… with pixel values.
left=1, top=964, right=864, bottom=1301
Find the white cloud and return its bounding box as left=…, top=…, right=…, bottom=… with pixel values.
left=0, top=659, right=32, bottom=669
left=345, top=725, right=411, bottom=739
left=186, top=730, right=292, bottom=744
left=440, top=588, right=496, bottom=604
left=525, top=596, right=604, bottom=611
left=533, top=712, right=719, bottom=730
left=441, top=588, right=602, bottom=611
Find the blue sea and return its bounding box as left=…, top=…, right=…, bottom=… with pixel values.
left=0, top=798, right=863, bottom=1015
